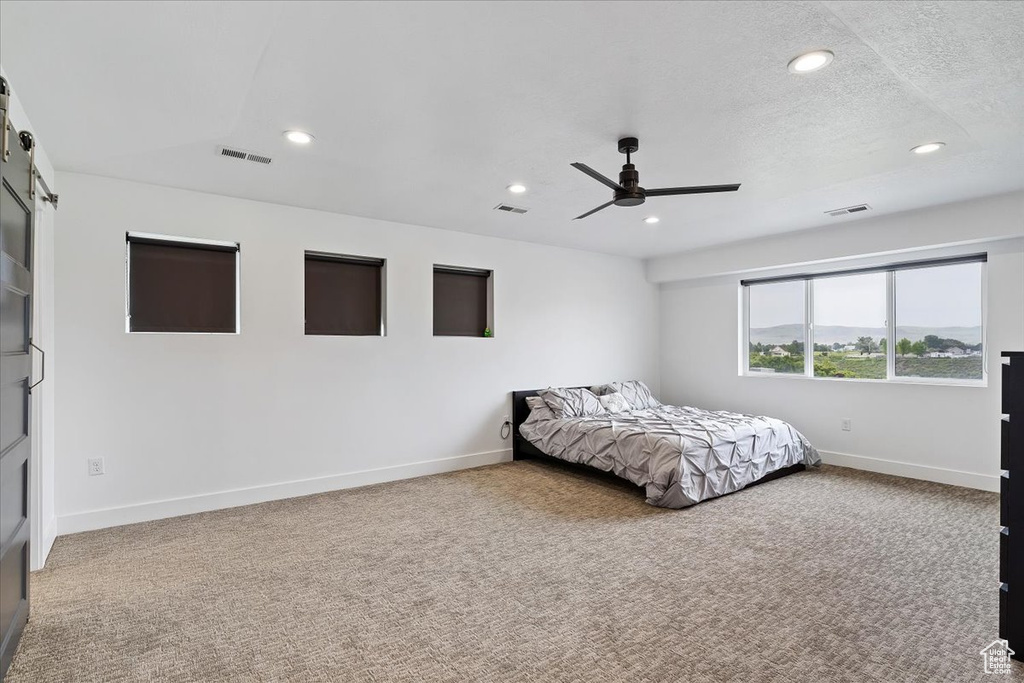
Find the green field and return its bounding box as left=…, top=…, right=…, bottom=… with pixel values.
left=749, top=353, right=983, bottom=380
left=814, top=354, right=885, bottom=378
left=894, top=356, right=983, bottom=380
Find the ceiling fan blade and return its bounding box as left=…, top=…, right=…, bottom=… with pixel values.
left=573, top=199, right=615, bottom=220
left=644, top=183, right=741, bottom=197
left=571, top=162, right=622, bottom=191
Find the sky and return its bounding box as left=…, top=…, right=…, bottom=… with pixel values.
left=749, top=262, right=983, bottom=329
left=814, top=272, right=886, bottom=327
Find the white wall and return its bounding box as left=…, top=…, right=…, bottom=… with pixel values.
left=647, top=192, right=1024, bottom=284
left=53, top=173, right=659, bottom=533
left=2, top=66, right=58, bottom=570
left=653, top=193, right=1024, bottom=490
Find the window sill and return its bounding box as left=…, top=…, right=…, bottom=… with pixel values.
left=127, top=331, right=240, bottom=335
left=740, top=371, right=987, bottom=388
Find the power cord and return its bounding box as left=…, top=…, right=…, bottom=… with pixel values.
left=500, top=420, right=512, bottom=440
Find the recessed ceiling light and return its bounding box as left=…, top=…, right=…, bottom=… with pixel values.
left=507, top=183, right=527, bottom=194
left=910, top=142, right=946, bottom=155
left=284, top=130, right=314, bottom=145
left=787, top=50, right=834, bottom=74
left=644, top=216, right=660, bottom=225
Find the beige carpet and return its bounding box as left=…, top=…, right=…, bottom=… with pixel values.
left=7, top=462, right=1019, bottom=682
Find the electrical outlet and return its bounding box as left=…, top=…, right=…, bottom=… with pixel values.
left=841, top=418, right=852, bottom=432
left=502, top=414, right=510, bottom=426
left=87, top=457, right=104, bottom=476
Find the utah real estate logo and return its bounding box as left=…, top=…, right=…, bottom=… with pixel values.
left=980, top=639, right=1015, bottom=675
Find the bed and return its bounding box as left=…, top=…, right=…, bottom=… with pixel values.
left=513, top=382, right=820, bottom=509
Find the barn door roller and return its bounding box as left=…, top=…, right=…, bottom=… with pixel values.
left=0, top=77, right=59, bottom=208
left=1, top=76, right=10, bottom=162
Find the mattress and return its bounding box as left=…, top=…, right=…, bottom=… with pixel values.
left=519, top=403, right=821, bottom=508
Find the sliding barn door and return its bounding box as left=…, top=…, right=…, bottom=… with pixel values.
left=0, top=80, right=34, bottom=679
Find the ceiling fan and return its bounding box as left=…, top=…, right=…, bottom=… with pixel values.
left=570, top=137, right=741, bottom=220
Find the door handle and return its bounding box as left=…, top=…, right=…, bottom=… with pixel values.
left=28, top=339, right=45, bottom=391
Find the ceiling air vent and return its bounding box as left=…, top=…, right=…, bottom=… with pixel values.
left=826, top=203, right=871, bottom=217
left=494, top=203, right=528, bottom=214
left=218, top=146, right=273, bottom=165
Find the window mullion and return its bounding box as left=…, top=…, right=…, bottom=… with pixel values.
left=886, top=271, right=896, bottom=381
left=805, top=279, right=814, bottom=378
left=740, top=285, right=750, bottom=376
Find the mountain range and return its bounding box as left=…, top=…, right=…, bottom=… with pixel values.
left=749, top=324, right=983, bottom=346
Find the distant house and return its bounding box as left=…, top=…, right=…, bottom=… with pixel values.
left=770, top=346, right=790, bottom=357
left=842, top=345, right=857, bottom=352
left=929, top=348, right=970, bottom=358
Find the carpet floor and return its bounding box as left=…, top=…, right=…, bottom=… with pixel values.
left=7, top=462, right=1019, bottom=682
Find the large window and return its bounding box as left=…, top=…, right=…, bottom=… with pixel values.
left=743, top=255, right=985, bottom=384
left=127, top=233, right=239, bottom=333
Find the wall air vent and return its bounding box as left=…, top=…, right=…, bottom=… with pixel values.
left=826, top=203, right=871, bottom=217
left=493, top=203, right=528, bottom=214
left=218, top=146, right=273, bottom=165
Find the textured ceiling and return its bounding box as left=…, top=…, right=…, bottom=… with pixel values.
left=1, top=1, right=1022, bottom=258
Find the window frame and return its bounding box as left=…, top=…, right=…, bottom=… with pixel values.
left=125, top=232, right=241, bottom=335
left=432, top=264, right=494, bottom=338
left=303, top=251, right=387, bottom=337
left=740, top=255, right=987, bottom=387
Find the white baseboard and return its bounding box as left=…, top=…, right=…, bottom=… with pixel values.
left=57, top=449, right=512, bottom=536
left=819, top=450, right=998, bottom=492
left=31, top=517, right=57, bottom=571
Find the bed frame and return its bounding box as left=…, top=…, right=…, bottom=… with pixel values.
left=510, top=387, right=805, bottom=493
left=511, top=387, right=643, bottom=490
left=512, top=388, right=568, bottom=461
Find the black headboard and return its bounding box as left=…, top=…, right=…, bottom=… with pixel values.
left=511, top=387, right=589, bottom=461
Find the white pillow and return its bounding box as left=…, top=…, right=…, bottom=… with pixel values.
left=525, top=395, right=556, bottom=421
left=592, top=380, right=661, bottom=410
left=598, top=392, right=630, bottom=414
left=539, top=387, right=606, bottom=418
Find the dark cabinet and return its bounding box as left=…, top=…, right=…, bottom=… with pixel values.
left=1000, top=351, right=1024, bottom=660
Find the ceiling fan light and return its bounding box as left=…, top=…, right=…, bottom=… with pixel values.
left=787, top=50, right=834, bottom=74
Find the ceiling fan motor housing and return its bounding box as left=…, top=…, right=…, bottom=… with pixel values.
left=616, top=163, right=645, bottom=206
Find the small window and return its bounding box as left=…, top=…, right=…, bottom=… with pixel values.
left=433, top=265, right=493, bottom=337
left=127, top=234, right=238, bottom=333
left=305, top=252, right=385, bottom=336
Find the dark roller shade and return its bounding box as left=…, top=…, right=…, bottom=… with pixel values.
left=305, top=255, right=383, bottom=336
left=433, top=267, right=489, bottom=337
left=128, top=237, right=238, bottom=333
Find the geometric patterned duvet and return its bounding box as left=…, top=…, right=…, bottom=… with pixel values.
left=519, top=404, right=821, bottom=508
